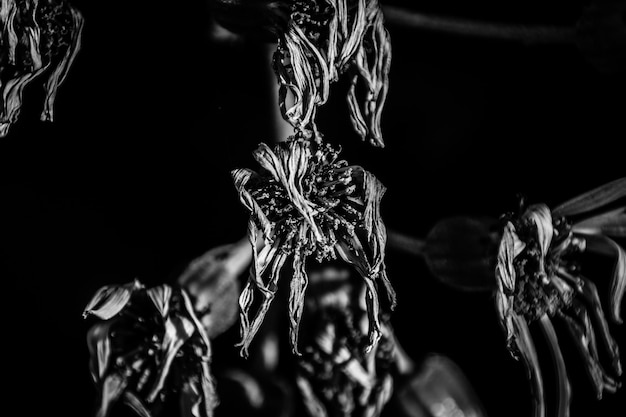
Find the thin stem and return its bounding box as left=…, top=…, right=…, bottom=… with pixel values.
left=382, top=5, right=576, bottom=45
left=386, top=229, right=426, bottom=257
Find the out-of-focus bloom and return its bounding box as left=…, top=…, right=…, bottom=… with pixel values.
left=178, top=238, right=252, bottom=339
left=232, top=133, right=396, bottom=357
left=393, top=355, right=488, bottom=417
left=269, top=0, right=391, bottom=146
left=83, top=280, right=218, bottom=417
left=296, top=262, right=396, bottom=417
left=495, top=178, right=625, bottom=417
left=0, top=0, right=83, bottom=137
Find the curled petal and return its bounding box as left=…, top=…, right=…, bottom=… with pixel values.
left=83, top=280, right=142, bottom=320
left=87, top=322, right=114, bottom=382
left=232, top=168, right=273, bottom=239
left=147, top=285, right=172, bottom=318
left=559, top=309, right=620, bottom=398
left=495, top=291, right=515, bottom=352
left=40, top=6, right=84, bottom=122
left=288, top=248, right=309, bottom=355
left=496, top=222, right=518, bottom=294
left=510, top=313, right=545, bottom=417
left=146, top=315, right=196, bottom=402
left=524, top=204, right=554, bottom=275
left=123, top=392, right=152, bottom=417
left=583, top=234, right=626, bottom=323
left=538, top=315, right=571, bottom=417
left=96, top=374, right=127, bottom=417
left=553, top=177, right=626, bottom=217
left=0, top=64, right=49, bottom=137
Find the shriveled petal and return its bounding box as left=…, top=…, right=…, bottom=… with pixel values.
left=232, top=168, right=273, bottom=239
left=146, top=315, right=196, bottom=402
left=510, top=313, right=545, bottom=417
left=573, top=207, right=626, bottom=237
left=288, top=246, right=309, bottom=355
left=147, top=285, right=172, bottom=318
left=538, top=315, right=571, bottom=417
left=0, top=64, right=49, bottom=137
left=87, top=322, right=114, bottom=382
left=553, top=177, right=626, bottom=217
left=83, top=280, right=142, bottom=320
left=40, top=6, right=84, bottom=122
left=495, top=291, right=515, bottom=350
left=524, top=204, right=554, bottom=275
left=123, top=392, right=152, bottom=417
left=496, top=222, right=517, bottom=294
left=96, top=374, right=127, bottom=417
left=583, top=234, right=626, bottom=323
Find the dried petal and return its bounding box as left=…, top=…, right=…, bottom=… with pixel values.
left=538, top=315, right=571, bottom=417
left=524, top=204, right=554, bottom=276
left=510, top=313, right=545, bottom=417
left=83, top=280, right=142, bottom=320
left=573, top=207, right=626, bottom=237
left=496, top=222, right=518, bottom=294
left=147, top=285, right=172, bottom=318
left=123, top=392, right=152, bottom=417
left=96, top=374, right=127, bottom=417
left=553, top=177, right=626, bottom=217
left=87, top=322, right=114, bottom=382
left=40, top=6, right=84, bottom=122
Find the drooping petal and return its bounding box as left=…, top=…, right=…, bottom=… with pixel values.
left=232, top=168, right=273, bottom=239
left=553, top=177, right=626, bottom=217
left=87, top=322, right=114, bottom=382
left=0, top=64, right=49, bottom=137
left=146, top=315, right=196, bottom=402
left=573, top=207, right=626, bottom=237
left=147, top=285, right=172, bottom=318
left=510, top=313, right=545, bottom=417
left=559, top=310, right=620, bottom=398
left=538, top=315, right=571, bottom=417
left=40, top=6, right=84, bottom=122
left=495, top=291, right=515, bottom=353
left=496, top=222, right=518, bottom=294
left=123, top=392, right=152, bottom=417
left=576, top=275, right=622, bottom=376
left=582, top=234, right=626, bottom=323
left=96, top=374, right=128, bottom=417
left=288, top=251, right=309, bottom=355
left=83, top=280, right=142, bottom=320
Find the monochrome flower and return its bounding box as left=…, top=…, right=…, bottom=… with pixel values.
left=495, top=178, right=625, bottom=417
left=83, top=280, right=218, bottom=417
left=232, top=133, right=395, bottom=357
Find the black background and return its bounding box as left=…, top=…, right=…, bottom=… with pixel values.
left=2, top=1, right=625, bottom=416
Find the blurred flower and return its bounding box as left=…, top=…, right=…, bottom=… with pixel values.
left=393, top=355, right=487, bottom=417
left=83, top=280, right=218, bottom=417
left=495, top=178, right=625, bottom=417
left=211, top=0, right=391, bottom=145
left=296, top=262, right=396, bottom=417
left=232, top=133, right=395, bottom=357
left=272, top=0, right=391, bottom=146
left=178, top=238, right=252, bottom=339
left=0, top=0, right=83, bottom=137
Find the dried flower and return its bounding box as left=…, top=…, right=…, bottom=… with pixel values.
left=296, top=262, right=396, bottom=417
left=272, top=0, right=391, bottom=146
left=83, top=280, right=218, bottom=417
left=495, top=178, right=625, bottom=417
left=0, top=0, right=83, bottom=137
left=232, top=133, right=395, bottom=357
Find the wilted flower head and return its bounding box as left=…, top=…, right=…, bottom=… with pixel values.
left=296, top=262, right=396, bottom=417
left=0, top=0, right=83, bottom=137
left=271, top=0, right=391, bottom=146
left=495, top=178, right=625, bottom=417
left=83, top=280, right=218, bottom=417
left=232, top=133, right=396, bottom=357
